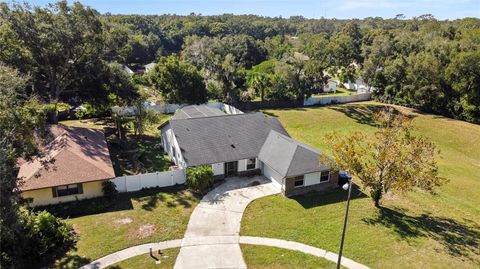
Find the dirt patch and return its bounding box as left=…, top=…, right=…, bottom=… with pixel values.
left=114, top=217, right=133, bottom=225
left=130, top=224, right=156, bottom=239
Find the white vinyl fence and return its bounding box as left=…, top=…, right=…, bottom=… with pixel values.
left=112, top=102, right=243, bottom=116
left=304, top=92, right=372, bottom=106
left=111, top=169, right=186, bottom=193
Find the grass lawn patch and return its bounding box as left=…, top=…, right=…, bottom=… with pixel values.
left=105, top=248, right=179, bottom=269
left=241, top=244, right=337, bottom=269
left=311, top=87, right=356, bottom=97
left=242, top=101, right=480, bottom=268
left=49, top=186, right=199, bottom=269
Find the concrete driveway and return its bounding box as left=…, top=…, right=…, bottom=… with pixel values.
left=174, top=176, right=280, bottom=269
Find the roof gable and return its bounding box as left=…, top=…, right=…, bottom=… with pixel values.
left=259, top=130, right=328, bottom=178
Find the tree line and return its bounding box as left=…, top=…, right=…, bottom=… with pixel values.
left=1, top=1, right=479, bottom=123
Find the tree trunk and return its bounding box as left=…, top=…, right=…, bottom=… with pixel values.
left=51, top=100, right=59, bottom=124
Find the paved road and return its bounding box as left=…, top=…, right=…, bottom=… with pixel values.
left=174, top=176, right=280, bottom=269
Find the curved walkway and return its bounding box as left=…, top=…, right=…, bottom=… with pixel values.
left=79, top=236, right=369, bottom=269
left=79, top=176, right=370, bottom=269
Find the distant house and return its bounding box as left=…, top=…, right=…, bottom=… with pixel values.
left=109, top=62, right=134, bottom=76
left=160, top=105, right=339, bottom=196
left=323, top=80, right=337, bottom=93
left=18, top=125, right=115, bottom=206
left=144, top=62, right=156, bottom=74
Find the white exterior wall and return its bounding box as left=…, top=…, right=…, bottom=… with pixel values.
left=261, top=161, right=283, bottom=189
left=161, top=126, right=186, bottom=168
left=324, top=81, right=337, bottom=92
left=212, top=163, right=225, bottom=176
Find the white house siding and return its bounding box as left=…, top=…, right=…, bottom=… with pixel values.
left=261, top=161, right=283, bottom=189
left=212, top=163, right=225, bottom=176
left=304, top=172, right=321, bottom=186
left=161, top=126, right=186, bottom=168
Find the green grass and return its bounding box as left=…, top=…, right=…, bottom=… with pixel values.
left=51, top=186, right=199, bottom=269
left=60, top=117, right=113, bottom=129
left=242, top=101, right=480, bottom=268
left=311, top=86, right=356, bottom=97
left=106, top=248, right=179, bottom=269
left=241, top=245, right=337, bottom=269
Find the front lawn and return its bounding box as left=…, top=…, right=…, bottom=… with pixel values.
left=50, top=186, right=199, bottom=269
left=241, top=244, right=337, bottom=269
left=242, top=101, right=480, bottom=268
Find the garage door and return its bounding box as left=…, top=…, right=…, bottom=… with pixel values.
left=261, top=161, right=283, bottom=189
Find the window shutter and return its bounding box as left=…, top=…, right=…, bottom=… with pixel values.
left=78, top=183, right=84, bottom=194
left=52, top=187, right=57, bottom=197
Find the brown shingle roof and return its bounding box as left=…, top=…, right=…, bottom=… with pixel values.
left=17, top=125, right=115, bottom=191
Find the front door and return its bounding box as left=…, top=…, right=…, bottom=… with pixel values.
left=225, top=161, right=238, bottom=177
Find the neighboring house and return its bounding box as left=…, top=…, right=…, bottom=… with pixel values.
left=323, top=80, right=337, bottom=93
left=160, top=105, right=339, bottom=196
left=18, top=125, right=115, bottom=206
left=144, top=62, right=156, bottom=74
left=109, top=62, right=134, bottom=76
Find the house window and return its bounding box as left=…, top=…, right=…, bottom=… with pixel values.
left=246, top=158, right=256, bottom=170
left=320, top=171, right=330, bottom=182
left=53, top=184, right=83, bottom=197
left=293, top=176, right=304, bottom=188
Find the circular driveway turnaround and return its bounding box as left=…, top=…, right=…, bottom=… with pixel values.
left=78, top=177, right=370, bottom=269
left=174, top=176, right=281, bottom=269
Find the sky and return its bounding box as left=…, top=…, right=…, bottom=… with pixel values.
left=19, top=0, right=480, bottom=20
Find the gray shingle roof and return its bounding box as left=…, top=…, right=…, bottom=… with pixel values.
left=258, top=130, right=329, bottom=178
left=171, top=105, right=226, bottom=120
left=166, top=112, right=289, bottom=166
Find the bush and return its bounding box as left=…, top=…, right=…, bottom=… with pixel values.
left=2, top=208, right=76, bottom=268
left=102, top=180, right=119, bottom=200
left=186, top=165, right=214, bottom=193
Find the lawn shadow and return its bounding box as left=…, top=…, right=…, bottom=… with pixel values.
left=52, top=253, right=91, bottom=269
left=37, top=194, right=134, bottom=219
left=331, top=104, right=417, bottom=127
left=292, top=184, right=368, bottom=209
left=132, top=185, right=199, bottom=211
left=363, top=207, right=480, bottom=260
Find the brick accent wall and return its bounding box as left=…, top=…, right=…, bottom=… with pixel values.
left=284, top=171, right=339, bottom=197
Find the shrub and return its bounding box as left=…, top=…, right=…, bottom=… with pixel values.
left=4, top=208, right=76, bottom=268
left=186, top=165, right=214, bottom=193
left=102, top=180, right=119, bottom=200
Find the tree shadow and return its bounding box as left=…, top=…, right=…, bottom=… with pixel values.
left=37, top=194, right=134, bottom=219
left=292, top=184, right=368, bottom=209
left=331, top=104, right=417, bottom=127
left=132, top=185, right=199, bottom=211
left=51, top=253, right=91, bottom=269
left=331, top=104, right=386, bottom=126
left=363, top=207, right=480, bottom=260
